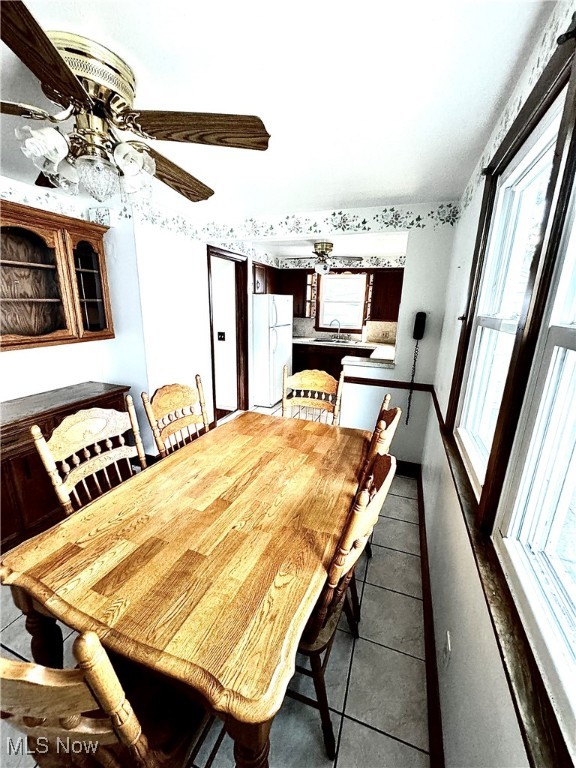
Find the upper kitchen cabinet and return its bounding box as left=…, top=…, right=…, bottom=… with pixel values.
left=253, top=262, right=269, bottom=294
left=0, top=201, right=114, bottom=350
left=274, top=268, right=310, bottom=317
left=370, top=268, right=404, bottom=321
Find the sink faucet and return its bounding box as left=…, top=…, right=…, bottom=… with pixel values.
left=329, top=318, right=341, bottom=340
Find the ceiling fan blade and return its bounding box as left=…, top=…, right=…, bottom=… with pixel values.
left=34, top=172, right=56, bottom=188
left=146, top=147, right=214, bottom=202
left=1, top=100, right=51, bottom=119
left=124, top=110, right=270, bottom=150
left=1, top=0, right=91, bottom=109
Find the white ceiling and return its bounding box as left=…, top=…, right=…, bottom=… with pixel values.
left=0, top=0, right=556, bottom=221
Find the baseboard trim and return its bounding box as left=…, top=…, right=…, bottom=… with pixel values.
left=416, top=466, right=445, bottom=768
left=396, top=460, right=420, bottom=478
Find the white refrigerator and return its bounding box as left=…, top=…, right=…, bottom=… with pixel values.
left=252, top=294, right=293, bottom=407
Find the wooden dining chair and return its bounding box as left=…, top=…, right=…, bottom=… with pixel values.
left=141, top=377, right=210, bottom=458
left=282, top=366, right=344, bottom=425
left=31, top=395, right=147, bottom=517
left=0, top=630, right=209, bottom=767
left=289, top=452, right=397, bottom=758
left=362, top=399, right=402, bottom=560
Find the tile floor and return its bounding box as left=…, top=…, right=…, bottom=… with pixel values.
left=1, top=407, right=429, bottom=768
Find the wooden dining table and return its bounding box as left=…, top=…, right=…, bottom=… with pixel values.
left=0, top=411, right=369, bottom=768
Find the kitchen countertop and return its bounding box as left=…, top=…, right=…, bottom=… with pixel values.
left=292, top=336, right=379, bottom=350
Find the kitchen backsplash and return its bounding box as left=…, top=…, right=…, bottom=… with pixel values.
left=365, top=321, right=397, bottom=343
left=293, top=317, right=396, bottom=343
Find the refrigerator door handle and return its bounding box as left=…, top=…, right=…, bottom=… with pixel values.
left=272, top=297, right=278, bottom=328
left=271, top=326, right=278, bottom=353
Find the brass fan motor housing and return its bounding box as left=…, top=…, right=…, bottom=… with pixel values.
left=314, top=241, right=333, bottom=258
left=45, top=32, right=136, bottom=115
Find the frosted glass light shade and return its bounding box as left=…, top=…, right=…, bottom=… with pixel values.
left=76, top=155, right=119, bottom=202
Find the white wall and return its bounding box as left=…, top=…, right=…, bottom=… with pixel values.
left=339, top=223, right=455, bottom=462
left=210, top=256, right=238, bottom=411
left=422, top=415, right=529, bottom=767
left=0, top=181, right=148, bottom=415
left=419, top=4, right=574, bottom=765
left=133, top=222, right=214, bottom=452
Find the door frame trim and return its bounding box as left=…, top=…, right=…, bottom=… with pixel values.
left=207, top=246, right=249, bottom=421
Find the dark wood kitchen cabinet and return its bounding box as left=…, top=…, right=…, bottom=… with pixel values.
left=293, top=343, right=373, bottom=380
left=0, top=381, right=129, bottom=553
left=253, top=262, right=269, bottom=294
left=275, top=268, right=309, bottom=317
left=370, top=268, right=404, bottom=321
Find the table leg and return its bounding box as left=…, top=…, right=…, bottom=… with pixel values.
left=225, top=717, right=273, bottom=768
left=11, top=586, right=63, bottom=668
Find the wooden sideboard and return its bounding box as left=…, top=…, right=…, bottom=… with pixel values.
left=1, top=381, right=129, bottom=553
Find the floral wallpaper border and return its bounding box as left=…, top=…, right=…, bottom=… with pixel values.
left=0, top=178, right=459, bottom=269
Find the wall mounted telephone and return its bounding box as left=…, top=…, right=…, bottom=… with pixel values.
left=406, top=312, right=427, bottom=424
left=413, top=311, right=427, bottom=341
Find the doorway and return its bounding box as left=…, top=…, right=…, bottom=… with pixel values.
left=207, top=246, right=248, bottom=423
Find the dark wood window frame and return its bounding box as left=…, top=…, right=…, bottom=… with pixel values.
left=442, top=22, right=576, bottom=768
left=314, top=271, right=370, bottom=332
left=446, top=33, right=576, bottom=531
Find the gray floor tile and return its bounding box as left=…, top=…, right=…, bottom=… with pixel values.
left=195, top=697, right=337, bottom=768
left=0, top=719, right=37, bottom=768
left=345, top=639, right=428, bottom=752
left=373, top=518, right=421, bottom=556
left=355, top=551, right=369, bottom=582
left=1, top=586, right=22, bottom=631
left=1, top=616, right=32, bottom=661
left=389, top=476, right=418, bottom=500
left=365, top=547, right=422, bottom=600
left=290, top=628, right=354, bottom=713
left=359, top=584, right=425, bottom=660
left=63, top=630, right=80, bottom=668
left=380, top=495, right=419, bottom=524
left=337, top=716, right=429, bottom=768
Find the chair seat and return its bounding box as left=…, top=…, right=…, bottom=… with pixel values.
left=299, top=593, right=347, bottom=654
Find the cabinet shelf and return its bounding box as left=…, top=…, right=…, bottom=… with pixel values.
left=1, top=297, right=62, bottom=303
left=75, top=268, right=100, bottom=274
left=1, top=259, right=56, bottom=270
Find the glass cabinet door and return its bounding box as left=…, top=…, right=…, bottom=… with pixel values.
left=72, top=239, right=108, bottom=333
left=0, top=226, right=76, bottom=341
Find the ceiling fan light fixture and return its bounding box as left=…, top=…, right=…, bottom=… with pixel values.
left=15, top=124, right=69, bottom=170
left=114, top=142, right=145, bottom=176
left=76, top=153, right=120, bottom=203
left=47, top=158, right=80, bottom=195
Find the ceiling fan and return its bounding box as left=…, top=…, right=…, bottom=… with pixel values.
left=0, top=0, right=270, bottom=203
left=285, top=241, right=363, bottom=274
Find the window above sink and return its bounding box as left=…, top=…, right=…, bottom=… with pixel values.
left=317, top=273, right=368, bottom=332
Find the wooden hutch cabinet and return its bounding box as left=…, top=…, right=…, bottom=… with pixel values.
left=1, top=200, right=114, bottom=350
left=1, top=382, right=129, bottom=553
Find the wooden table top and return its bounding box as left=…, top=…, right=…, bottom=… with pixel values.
left=1, top=412, right=369, bottom=723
